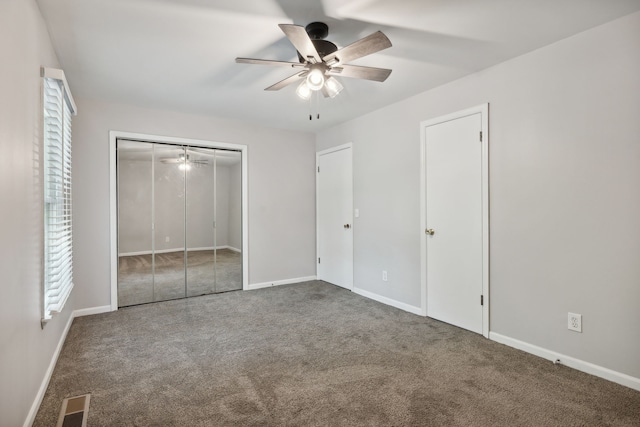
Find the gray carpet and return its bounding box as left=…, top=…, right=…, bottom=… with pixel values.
left=34, top=281, right=640, bottom=426
left=118, top=248, right=242, bottom=306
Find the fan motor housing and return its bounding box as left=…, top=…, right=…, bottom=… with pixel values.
left=297, top=22, right=337, bottom=62
left=306, top=22, right=329, bottom=39
left=297, top=40, right=337, bottom=62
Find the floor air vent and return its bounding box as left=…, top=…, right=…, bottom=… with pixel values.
left=56, top=394, right=90, bottom=427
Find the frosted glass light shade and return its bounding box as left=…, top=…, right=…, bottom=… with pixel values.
left=306, top=68, right=325, bottom=91
left=324, top=77, right=343, bottom=98
left=296, top=81, right=312, bottom=100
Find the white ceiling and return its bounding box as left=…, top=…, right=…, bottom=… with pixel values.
left=37, top=0, right=640, bottom=132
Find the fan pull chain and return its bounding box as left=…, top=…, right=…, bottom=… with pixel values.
left=308, top=91, right=321, bottom=120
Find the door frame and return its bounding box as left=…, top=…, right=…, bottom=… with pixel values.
left=109, top=131, right=249, bottom=311
left=315, top=142, right=354, bottom=290
left=419, top=104, right=489, bottom=337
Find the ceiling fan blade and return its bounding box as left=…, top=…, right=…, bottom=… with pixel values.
left=265, top=71, right=307, bottom=91
left=278, top=24, right=322, bottom=63
left=323, top=31, right=392, bottom=65
left=236, top=58, right=305, bottom=69
left=328, top=64, right=392, bottom=82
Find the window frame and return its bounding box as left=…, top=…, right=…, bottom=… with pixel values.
left=41, top=67, right=77, bottom=324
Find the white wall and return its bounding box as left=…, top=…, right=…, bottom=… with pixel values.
left=214, top=164, right=231, bottom=248
left=0, top=1, right=76, bottom=425
left=73, top=98, right=316, bottom=310
left=117, top=156, right=153, bottom=254
left=317, top=12, right=640, bottom=380
left=228, top=161, right=243, bottom=251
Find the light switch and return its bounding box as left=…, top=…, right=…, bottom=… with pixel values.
left=355, top=209, right=359, bottom=218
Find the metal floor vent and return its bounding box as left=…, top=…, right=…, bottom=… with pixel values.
left=56, top=394, right=90, bottom=427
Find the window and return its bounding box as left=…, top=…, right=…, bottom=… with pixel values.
left=42, top=67, right=76, bottom=322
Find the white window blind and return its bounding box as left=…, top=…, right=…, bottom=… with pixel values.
left=42, top=67, right=76, bottom=322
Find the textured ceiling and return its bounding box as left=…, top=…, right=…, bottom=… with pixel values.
left=37, top=0, right=640, bottom=132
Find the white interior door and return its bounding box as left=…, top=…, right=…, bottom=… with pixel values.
left=317, top=145, right=353, bottom=290
left=425, top=112, right=484, bottom=334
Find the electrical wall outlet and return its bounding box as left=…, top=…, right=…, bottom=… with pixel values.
left=568, top=312, right=582, bottom=332
left=165, top=236, right=170, bottom=243
left=382, top=271, right=388, bottom=281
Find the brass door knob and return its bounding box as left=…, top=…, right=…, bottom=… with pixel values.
left=425, top=228, right=435, bottom=235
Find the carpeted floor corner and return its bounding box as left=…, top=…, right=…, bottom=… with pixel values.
left=33, top=281, right=640, bottom=426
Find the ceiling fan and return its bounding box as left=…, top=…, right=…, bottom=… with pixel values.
left=160, top=153, right=208, bottom=170
left=236, top=22, right=392, bottom=100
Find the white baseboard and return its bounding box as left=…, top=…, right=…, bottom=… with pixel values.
left=24, top=303, right=116, bottom=426
left=248, top=276, right=317, bottom=291
left=24, top=312, right=75, bottom=427
left=227, top=246, right=241, bottom=253
left=187, top=246, right=220, bottom=252
left=119, top=246, right=228, bottom=257
left=489, top=332, right=640, bottom=392
left=352, top=287, right=424, bottom=316
left=74, top=305, right=113, bottom=317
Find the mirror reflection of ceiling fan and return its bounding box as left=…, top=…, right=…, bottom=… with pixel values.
left=159, top=153, right=208, bottom=168
left=236, top=22, right=392, bottom=102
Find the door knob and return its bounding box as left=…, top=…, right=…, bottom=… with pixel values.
left=344, top=224, right=351, bottom=229
left=425, top=228, right=435, bottom=235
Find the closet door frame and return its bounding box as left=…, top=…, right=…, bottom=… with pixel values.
left=109, top=131, right=248, bottom=311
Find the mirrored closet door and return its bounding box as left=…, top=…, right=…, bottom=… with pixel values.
left=116, top=140, right=242, bottom=307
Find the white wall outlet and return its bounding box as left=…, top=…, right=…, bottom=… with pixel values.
left=355, top=208, right=359, bottom=218
left=568, top=312, right=582, bottom=332
left=382, top=270, right=388, bottom=281
left=165, top=236, right=170, bottom=243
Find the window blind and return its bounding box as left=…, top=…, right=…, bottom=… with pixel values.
left=42, top=68, right=76, bottom=322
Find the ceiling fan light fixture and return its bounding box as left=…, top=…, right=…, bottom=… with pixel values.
left=236, top=22, right=392, bottom=112
left=296, top=81, right=313, bottom=100
left=324, top=77, right=344, bottom=98
left=306, top=68, right=325, bottom=91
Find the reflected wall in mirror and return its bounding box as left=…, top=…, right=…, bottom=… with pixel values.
left=153, top=144, right=186, bottom=301
left=185, top=148, right=243, bottom=296
left=210, top=150, right=242, bottom=293
left=117, top=140, right=242, bottom=307
left=117, top=141, right=154, bottom=306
